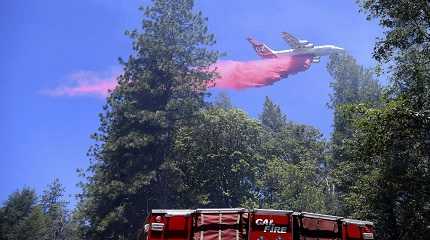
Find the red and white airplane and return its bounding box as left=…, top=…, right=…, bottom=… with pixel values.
left=247, top=32, right=344, bottom=63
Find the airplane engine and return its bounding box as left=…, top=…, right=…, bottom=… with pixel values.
left=312, top=57, right=320, bottom=63
left=304, top=43, right=314, bottom=48
left=299, top=40, right=309, bottom=45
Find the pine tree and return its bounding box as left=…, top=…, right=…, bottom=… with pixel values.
left=336, top=1, right=430, bottom=239
left=256, top=97, right=330, bottom=213
left=41, top=179, right=68, bottom=240
left=327, top=52, right=382, bottom=167
left=326, top=53, right=382, bottom=215
left=78, top=0, right=219, bottom=239
left=0, top=188, right=48, bottom=240
left=260, top=96, right=287, bottom=132
left=213, top=92, right=232, bottom=109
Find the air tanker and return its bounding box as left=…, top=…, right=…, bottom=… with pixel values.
left=247, top=32, right=344, bottom=63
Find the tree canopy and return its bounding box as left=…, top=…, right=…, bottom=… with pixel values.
left=3, top=1, right=429, bottom=240
left=78, top=0, right=220, bottom=239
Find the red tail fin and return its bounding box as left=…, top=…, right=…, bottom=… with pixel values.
left=247, top=37, right=277, bottom=58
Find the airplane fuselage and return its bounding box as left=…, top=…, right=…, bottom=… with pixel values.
left=273, top=45, right=344, bottom=58
left=247, top=33, right=345, bottom=63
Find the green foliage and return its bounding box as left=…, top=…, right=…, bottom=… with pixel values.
left=41, top=179, right=70, bottom=240
left=336, top=100, right=430, bottom=239
left=327, top=53, right=382, bottom=167
left=358, top=0, right=430, bottom=110
left=174, top=108, right=265, bottom=207
left=4, top=1, right=430, bottom=240
left=358, top=0, right=430, bottom=63
left=0, top=181, right=76, bottom=240
left=326, top=53, right=382, bottom=215
left=258, top=157, right=328, bottom=212
left=256, top=97, right=331, bottom=213
left=0, top=188, right=48, bottom=240
left=264, top=121, right=328, bottom=166
left=335, top=1, right=430, bottom=239
left=260, top=96, right=287, bottom=132
left=172, top=99, right=331, bottom=213
left=327, top=53, right=381, bottom=108
left=78, top=0, right=220, bottom=239
left=213, top=92, right=233, bottom=110
left=17, top=206, right=48, bottom=240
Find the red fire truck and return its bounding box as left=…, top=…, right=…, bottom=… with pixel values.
left=142, top=208, right=375, bottom=240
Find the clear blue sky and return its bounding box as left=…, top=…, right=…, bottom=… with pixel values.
left=0, top=0, right=381, bottom=204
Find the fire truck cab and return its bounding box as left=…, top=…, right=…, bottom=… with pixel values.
left=142, top=208, right=374, bottom=240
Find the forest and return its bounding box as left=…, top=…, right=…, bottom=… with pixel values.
left=1, top=0, right=429, bottom=239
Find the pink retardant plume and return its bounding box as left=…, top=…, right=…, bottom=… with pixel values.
left=209, top=55, right=313, bottom=89
left=43, top=70, right=119, bottom=97
left=47, top=81, right=118, bottom=97
left=45, top=56, right=312, bottom=97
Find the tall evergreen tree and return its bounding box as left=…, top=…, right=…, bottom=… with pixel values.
left=260, top=96, right=287, bottom=132
left=260, top=97, right=327, bottom=165
left=335, top=1, right=430, bottom=239
left=338, top=100, right=430, bottom=240
left=327, top=52, right=382, bottom=167
left=326, top=53, right=382, bottom=215
left=41, top=179, right=68, bottom=240
left=258, top=122, right=330, bottom=213
left=213, top=92, right=233, bottom=109
left=0, top=188, right=48, bottom=240
left=256, top=97, right=330, bottom=213
left=78, top=0, right=219, bottom=239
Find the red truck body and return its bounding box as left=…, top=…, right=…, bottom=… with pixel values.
left=143, top=209, right=374, bottom=240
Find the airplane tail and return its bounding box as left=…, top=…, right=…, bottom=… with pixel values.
left=247, top=37, right=277, bottom=58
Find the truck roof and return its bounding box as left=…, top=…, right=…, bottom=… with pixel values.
left=150, top=208, right=374, bottom=226
left=151, top=209, right=195, bottom=215
left=342, top=218, right=374, bottom=226
left=253, top=209, right=293, bottom=215
left=296, top=211, right=344, bottom=220
left=152, top=208, right=247, bottom=215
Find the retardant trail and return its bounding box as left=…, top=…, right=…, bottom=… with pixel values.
left=210, top=55, right=313, bottom=89
left=46, top=56, right=313, bottom=97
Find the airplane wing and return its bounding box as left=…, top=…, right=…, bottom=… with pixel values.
left=281, top=32, right=304, bottom=49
